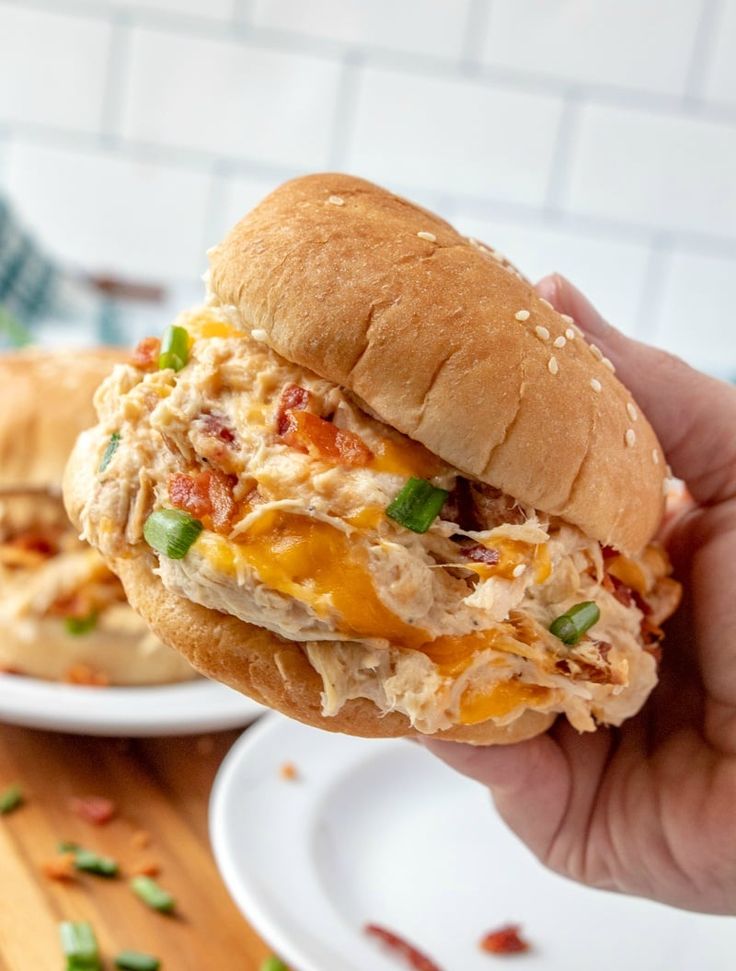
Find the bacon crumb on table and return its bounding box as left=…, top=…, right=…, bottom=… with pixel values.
left=279, top=762, right=298, bottom=781
left=70, top=795, right=117, bottom=826
left=42, top=852, right=76, bottom=881
left=130, top=858, right=161, bottom=877
left=130, top=830, right=151, bottom=850
left=479, top=924, right=530, bottom=955
left=364, top=924, right=444, bottom=971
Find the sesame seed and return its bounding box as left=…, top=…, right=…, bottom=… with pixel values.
left=627, top=402, right=638, bottom=422
left=565, top=327, right=576, bottom=340
left=539, top=297, right=554, bottom=310
left=602, top=356, right=616, bottom=372
left=553, top=335, right=567, bottom=348
left=251, top=328, right=268, bottom=342
left=515, top=309, right=530, bottom=321
left=327, top=195, right=344, bottom=206
left=625, top=428, right=636, bottom=447
left=572, top=324, right=584, bottom=337
left=590, top=378, right=602, bottom=393
left=512, top=563, right=527, bottom=578
left=417, top=231, right=436, bottom=242
left=535, top=325, right=550, bottom=341
left=590, top=344, right=603, bottom=361
left=560, top=313, right=574, bottom=324
left=652, top=449, right=659, bottom=465
left=548, top=356, right=559, bottom=375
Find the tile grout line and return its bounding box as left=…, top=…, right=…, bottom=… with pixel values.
left=634, top=235, right=673, bottom=341
left=327, top=51, right=364, bottom=171
left=543, top=90, right=581, bottom=213
left=460, top=0, right=493, bottom=71
left=99, top=11, right=132, bottom=143
left=682, top=0, right=723, bottom=105
left=4, top=0, right=736, bottom=126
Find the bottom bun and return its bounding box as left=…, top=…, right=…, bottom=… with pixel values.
left=112, top=552, right=555, bottom=745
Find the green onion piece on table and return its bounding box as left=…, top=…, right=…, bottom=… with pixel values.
left=0, top=783, right=23, bottom=815
left=114, top=950, right=161, bottom=971
left=130, top=875, right=176, bottom=913
left=99, top=432, right=121, bottom=473
left=59, top=921, right=101, bottom=971
left=158, top=325, right=189, bottom=372
left=260, top=958, right=289, bottom=971
left=386, top=477, right=449, bottom=533
left=73, top=848, right=119, bottom=877
left=549, top=601, right=601, bottom=645
left=64, top=612, right=98, bottom=637
left=143, top=509, right=202, bottom=560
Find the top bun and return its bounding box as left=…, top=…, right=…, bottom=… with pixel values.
left=0, top=347, right=123, bottom=490
left=209, top=173, right=665, bottom=554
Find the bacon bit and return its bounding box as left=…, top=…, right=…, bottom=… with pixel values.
left=364, top=924, right=444, bottom=971
left=130, top=859, right=161, bottom=877
left=279, top=761, right=298, bottom=781
left=602, top=573, right=634, bottom=608
left=200, top=412, right=236, bottom=444
left=42, top=853, right=77, bottom=882
left=641, top=616, right=665, bottom=644
left=70, top=796, right=117, bottom=826
left=6, top=529, right=60, bottom=558
left=131, top=830, right=151, bottom=850
left=131, top=336, right=161, bottom=371
left=601, top=545, right=618, bottom=560
left=460, top=545, right=500, bottom=566
left=47, top=589, right=94, bottom=620
left=480, top=924, right=530, bottom=955
left=282, top=410, right=373, bottom=467
left=277, top=383, right=313, bottom=435
left=63, top=665, right=109, bottom=687
left=169, top=469, right=237, bottom=532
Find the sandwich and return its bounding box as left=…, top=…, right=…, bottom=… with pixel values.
left=64, top=174, right=680, bottom=741
left=0, top=348, right=196, bottom=685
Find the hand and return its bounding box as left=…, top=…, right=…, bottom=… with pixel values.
left=425, top=274, right=736, bottom=914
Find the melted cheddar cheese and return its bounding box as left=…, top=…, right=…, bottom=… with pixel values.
left=466, top=538, right=551, bottom=583
left=370, top=436, right=443, bottom=479
left=459, top=681, right=551, bottom=725
left=197, top=511, right=428, bottom=648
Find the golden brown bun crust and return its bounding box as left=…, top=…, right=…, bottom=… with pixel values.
left=109, top=550, right=554, bottom=744
left=210, top=173, right=665, bottom=553
left=0, top=347, right=123, bottom=489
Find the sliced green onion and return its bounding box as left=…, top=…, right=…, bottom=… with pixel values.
left=130, top=875, right=176, bottom=913
left=158, top=325, right=189, bottom=372
left=0, top=783, right=23, bottom=815
left=99, top=432, right=121, bottom=473
left=143, top=509, right=202, bottom=560
left=260, top=958, right=289, bottom=971
left=386, top=478, right=449, bottom=533
left=115, top=950, right=161, bottom=971
left=550, top=601, right=601, bottom=645
left=386, top=477, right=449, bottom=533
left=72, top=847, right=119, bottom=877
left=64, top=612, right=98, bottom=637
left=59, top=921, right=101, bottom=971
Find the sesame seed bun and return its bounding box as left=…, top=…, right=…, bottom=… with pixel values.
left=209, top=173, right=665, bottom=555
left=0, top=347, right=123, bottom=490
left=0, top=347, right=197, bottom=686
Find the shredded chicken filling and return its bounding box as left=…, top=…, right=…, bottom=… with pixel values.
left=74, top=306, right=681, bottom=732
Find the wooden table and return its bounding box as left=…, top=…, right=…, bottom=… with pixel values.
left=0, top=724, right=272, bottom=970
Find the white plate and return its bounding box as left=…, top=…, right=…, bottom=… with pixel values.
left=211, top=715, right=736, bottom=971
left=0, top=673, right=263, bottom=736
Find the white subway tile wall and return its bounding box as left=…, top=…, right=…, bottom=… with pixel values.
left=481, top=0, right=705, bottom=95
left=0, top=0, right=733, bottom=378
